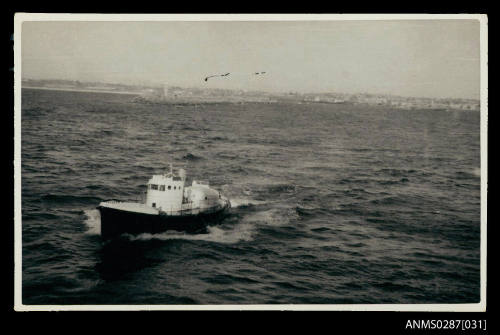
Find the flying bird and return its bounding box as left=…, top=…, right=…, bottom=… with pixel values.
left=204, top=71, right=266, bottom=82
left=204, top=73, right=231, bottom=82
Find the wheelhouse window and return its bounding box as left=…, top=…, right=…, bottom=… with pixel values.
left=168, top=185, right=171, bottom=190
left=150, top=184, right=159, bottom=190
left=159, top=185, right=165, bottom=191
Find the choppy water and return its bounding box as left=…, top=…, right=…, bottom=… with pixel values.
left=21, top=88, right=481, bottom=305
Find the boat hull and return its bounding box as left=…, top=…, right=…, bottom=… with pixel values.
left=97, top=205, right=228, bottom=240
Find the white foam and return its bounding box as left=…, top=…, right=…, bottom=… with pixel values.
left=230, top=198, right=266, bottom=208
left=126, top=223, right=254, bottom=244
left=83, top=209, right=101, bottom=235
left=242, top=208, right=292, bottom=227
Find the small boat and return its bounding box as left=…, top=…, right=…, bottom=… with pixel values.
left=97, top=165, right=231, bottom=239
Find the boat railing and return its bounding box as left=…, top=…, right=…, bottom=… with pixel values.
left=193, top=180, right=210, bottom=187
left=159, top=199, right=224, bottom=216
left=101, top=199, right=123, bottom=204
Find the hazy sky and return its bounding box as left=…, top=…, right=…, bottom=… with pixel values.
left=21, top=20, right=481, bottom=99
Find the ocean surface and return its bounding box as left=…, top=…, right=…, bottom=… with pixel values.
left=21, top=88, right=481, bottom=305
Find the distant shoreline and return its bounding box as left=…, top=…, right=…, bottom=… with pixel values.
left=21, top=86, right=479, bottom=112
left=22, top=86, right=141, bottom=95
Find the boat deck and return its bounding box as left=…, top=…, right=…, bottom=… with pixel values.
left=99, top=201, right=159, bottom=215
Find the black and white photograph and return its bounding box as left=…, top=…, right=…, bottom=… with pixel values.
left=14, top=14, right=487, bottom=311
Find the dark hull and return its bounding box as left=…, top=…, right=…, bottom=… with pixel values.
left=97, top=205, right=228, bottom=240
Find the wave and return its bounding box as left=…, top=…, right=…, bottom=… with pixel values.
left=295, top=206, right=316, bottom=217
left=464, top=168, right=481, bottom=178
left=125, top=223, right=254, bottom=244
left=242, top=208, right=293, bottom=227
left=230, top=198, right=267, bottom=208
left=210, top=136, right=227, bottom=141
left=41, top=194, right=103, bottom=204
left=376, top=168, right=417, bottom=177
left=378, top=178, right=409, bottom=185
left=266, top=184, right=296, bottom=194
left=182, top=153, right=203, bottom=161
left=83, top=209, right=101, bottom=235
left=455, top=168, right=481, bottom=180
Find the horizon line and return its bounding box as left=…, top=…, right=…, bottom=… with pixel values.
left=21, top=77, right=480, bottom=102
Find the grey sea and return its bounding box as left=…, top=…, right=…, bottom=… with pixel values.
left=21, top=88, right=481, bottom=305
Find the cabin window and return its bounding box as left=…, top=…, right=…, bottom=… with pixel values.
left=152, top=203, right=156, bottom=208
left=205, top=196, right=208, bottom=200
left=174, top=186, right=177, bottom=190
left=168, top=185, right=171, bottom=190
left=159, top=185, right=165, bottom=191
left=150, top=184, right=158, bottom=190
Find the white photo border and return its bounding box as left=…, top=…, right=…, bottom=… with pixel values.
left=13, top=13, right=488, bottom=312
